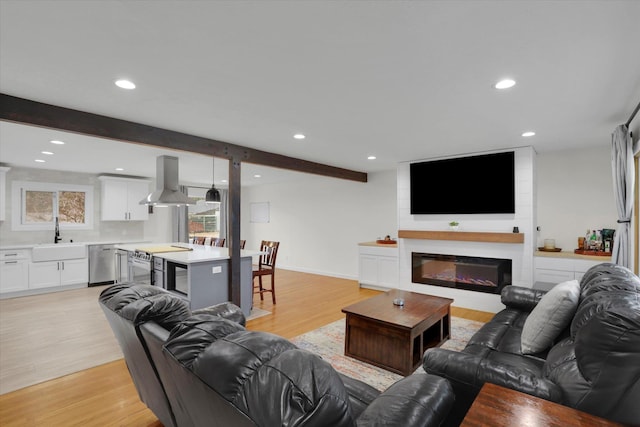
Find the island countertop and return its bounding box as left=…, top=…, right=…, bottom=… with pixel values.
left=115, top=242, right=262, bottom=264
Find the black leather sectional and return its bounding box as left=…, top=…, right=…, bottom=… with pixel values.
left=100, top=262, right=639, bottom=427
left=99, top=283, right=454, bottom=427
left=423, top=263, right=640, bottom=426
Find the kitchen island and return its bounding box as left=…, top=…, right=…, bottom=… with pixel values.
left=115, top=243, right=260, bottom=316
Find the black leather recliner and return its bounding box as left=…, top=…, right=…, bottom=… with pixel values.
left=101, top=283, right=456, bottom=427
left=423, top=263, right=640, bottom=426
left=99, top=283, right=247, bottom=427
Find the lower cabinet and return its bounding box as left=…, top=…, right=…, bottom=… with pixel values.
left=0, top=249, right=30, bottom=293
left=0, top=259, right=29, bottom=293
left=358, top=243, right=398, bottom=288
left=29, top=259, right=88, bottom=289
left=534, top=255, right=605, bottom=285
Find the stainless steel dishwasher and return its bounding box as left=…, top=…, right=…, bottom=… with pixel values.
left=88, top=244, right=116, bottom=286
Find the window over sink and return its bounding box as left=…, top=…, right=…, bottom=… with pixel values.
left=11, top=181, right=94, bottom=230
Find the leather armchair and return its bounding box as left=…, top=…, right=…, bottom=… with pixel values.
left=423, top=263, right=640, bottom=426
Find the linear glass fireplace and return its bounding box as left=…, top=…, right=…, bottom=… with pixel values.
left=412, top=252, right=512, bottom=294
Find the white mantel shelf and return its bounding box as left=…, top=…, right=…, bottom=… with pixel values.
left=398, top=230, right=524, bottom=244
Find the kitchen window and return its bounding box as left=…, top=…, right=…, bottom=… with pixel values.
left=188, top=196, right=220, bottom=238
left=11, top=181, right=94, bottom=230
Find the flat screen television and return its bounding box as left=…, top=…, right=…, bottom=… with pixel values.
left=410, top=151, right=515, bottom=215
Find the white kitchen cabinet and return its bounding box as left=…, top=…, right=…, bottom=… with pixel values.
left=358, top=243, right=398, bottom=289
left=99, top=176, right=150, bottom=221
left=0, top=249, right=29, bottom=293
left=0, top=166, right=9, bottom=222
left=534, top=254, right=606, bottom=285
left=29, top=258, right=88, bottom=289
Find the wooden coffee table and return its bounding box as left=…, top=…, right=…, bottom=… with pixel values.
left=341, top=289, right=453, bottom=376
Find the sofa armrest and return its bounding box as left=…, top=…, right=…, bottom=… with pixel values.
left=356, top=373, right=453, bottom=427
left=501, top=285, right=547, bottom=312
left=192, top=302, right=246, bottom=326
left=423, top=348, right=562, bottom=403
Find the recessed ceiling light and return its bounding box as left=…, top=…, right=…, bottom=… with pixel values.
left=221, top=179, right=228, bottom=183
left=495, top=79, right=516, bottom=89
left=35, top=159, right=45, bottom=163
left=367, top=155, right=376, bottom=160
left=293, top=133, right=306, bottom=140
left=50, top=140, right=65, bottom=145
left=115, top=168, right=124, bottom=171
left=522, top=131, right=536, bottom=137
left=254, top=174, right=261, bottom=178
left=115, top=79, right=136, bottom=89
left=41, top=151, right=54, bottom=155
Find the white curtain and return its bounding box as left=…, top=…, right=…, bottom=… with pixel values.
left=218, top=189, right=229, bottom=241
left=611, top=124, right=635, bottom=267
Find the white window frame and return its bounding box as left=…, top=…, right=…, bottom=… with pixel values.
left=11, top=181, right=94, bottom=231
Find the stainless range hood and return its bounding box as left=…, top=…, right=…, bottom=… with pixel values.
left=140, top=155, right=193, bottom=206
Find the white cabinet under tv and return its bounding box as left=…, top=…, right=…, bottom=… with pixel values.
left=358, top=242, right=398, bottom=289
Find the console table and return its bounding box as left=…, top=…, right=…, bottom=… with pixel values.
left=461, top=382, right=623, bottom=427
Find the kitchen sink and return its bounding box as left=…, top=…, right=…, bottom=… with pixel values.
left=32, top=243, right=87, bottom=262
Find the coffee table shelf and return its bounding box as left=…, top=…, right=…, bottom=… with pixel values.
left=342, top=289, right=453, bottom=376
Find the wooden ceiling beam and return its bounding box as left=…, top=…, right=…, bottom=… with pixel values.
left=0, top=93, right=368, bottom=183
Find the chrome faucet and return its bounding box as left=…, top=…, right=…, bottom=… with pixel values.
left=54, top=217, right=62, bottom=243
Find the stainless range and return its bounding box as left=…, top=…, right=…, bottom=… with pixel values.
left=127, top=245, right=192, bottom=287
left=129, top=250, right=153, bottom=285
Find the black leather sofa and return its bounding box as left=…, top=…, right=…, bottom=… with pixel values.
left=423, top=263, right=640, bottom=426
left=100, top=283, right=455, bottom=427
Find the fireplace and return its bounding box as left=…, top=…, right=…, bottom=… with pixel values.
left=412, top=252, right=511, bottom=294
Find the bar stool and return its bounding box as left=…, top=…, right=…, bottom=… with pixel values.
left=253, top=240, right=280, bottom=304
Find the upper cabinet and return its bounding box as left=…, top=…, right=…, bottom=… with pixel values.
left=0, top=166, right=9, bottom=221
left=99, top=176, right=150, bottom=221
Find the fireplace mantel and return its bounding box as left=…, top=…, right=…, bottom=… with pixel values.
left=398, top=230, right=524, bottom=244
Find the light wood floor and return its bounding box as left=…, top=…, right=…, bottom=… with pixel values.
left=0, top=269, right=493, bottom=426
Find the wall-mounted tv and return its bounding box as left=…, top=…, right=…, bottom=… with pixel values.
left=410, top=151, right=515, bottom=215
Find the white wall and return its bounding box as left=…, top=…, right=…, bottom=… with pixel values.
left=241, top=170, right=397, bottom=279
left=536, top=146, right=617, bottom=252
left=0, top=166, right=169, bottom=246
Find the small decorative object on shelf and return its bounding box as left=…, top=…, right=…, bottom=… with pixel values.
left=376, top=235, right=397, bottom=244
left=577, top=228, right=615, bottom=255
left=449, top=221, right=459, bottom=231
left=538, top=238, right=562, bottom=252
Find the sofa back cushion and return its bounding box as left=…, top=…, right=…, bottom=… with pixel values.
left=99, top=283, right=191, bottom=330
left=164, top=317, right=355, bottom=427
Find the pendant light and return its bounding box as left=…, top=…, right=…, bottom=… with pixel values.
left=205, top=157, right=221, bottom=204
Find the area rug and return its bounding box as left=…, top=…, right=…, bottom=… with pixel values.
left=290, top=317, right=483, bottom=391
